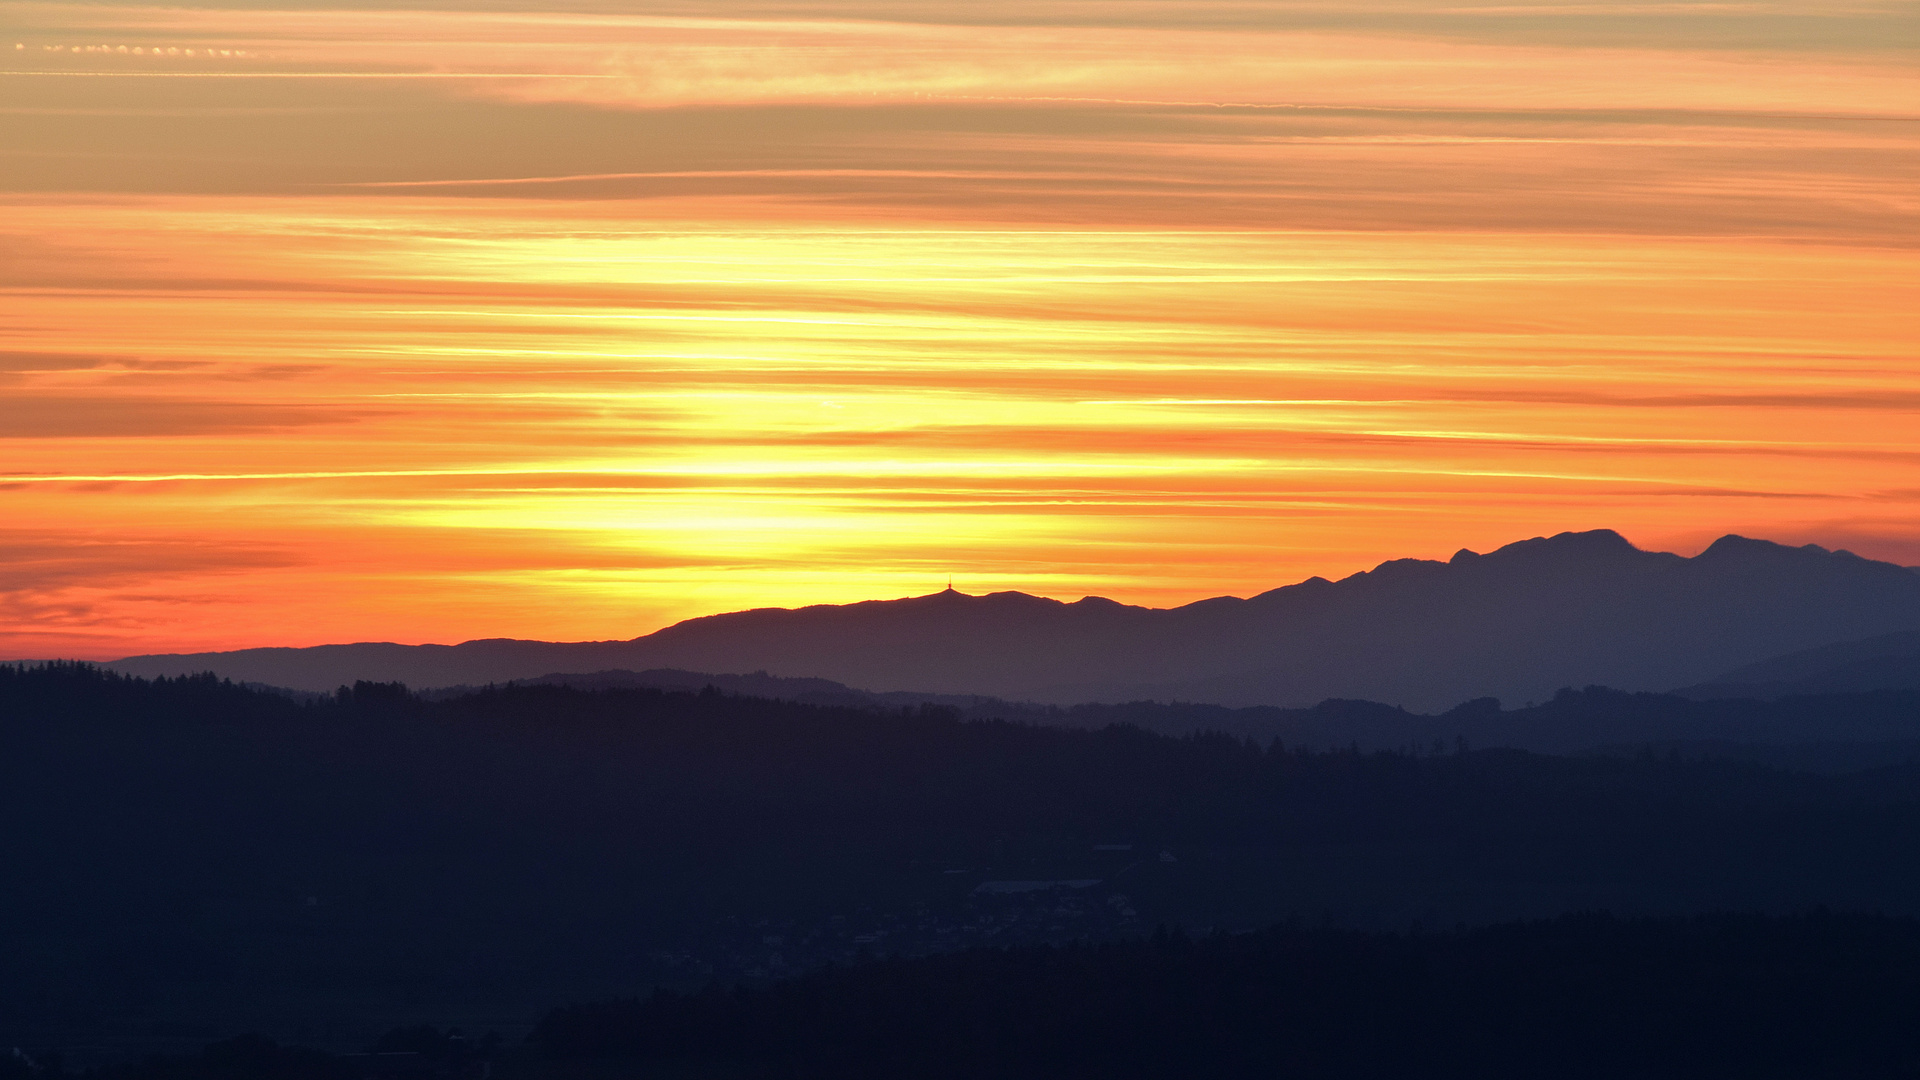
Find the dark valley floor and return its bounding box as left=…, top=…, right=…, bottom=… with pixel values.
left=6, top=664, right=1920, bottom=1071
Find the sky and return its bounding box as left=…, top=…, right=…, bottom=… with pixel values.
left=2, top=0, right=1917, bottom=659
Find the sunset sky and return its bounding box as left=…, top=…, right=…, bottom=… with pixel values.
left=3, top=0, right=1917, bottom=658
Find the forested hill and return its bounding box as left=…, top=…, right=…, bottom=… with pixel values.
left=55, top=913, right=1920, bottom=1080
left=529, top=912, right=1920, bottom=1080
left=9, top=663, right=1920, bottom=1060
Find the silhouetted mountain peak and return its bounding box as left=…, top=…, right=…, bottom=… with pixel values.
left=1335, top=531, right=1655, bottom=596
left=1697, top=534, right=1843, bottom=564
left=1439, top=530, right=1652, bottom=576
left=1488, top=528, right=1643, bottom=563
left=1247, top=576, right=1334, bottom=603
left=940, top=589, right=1086, bottom=618
left=1700, top=534, right=1785, bottom=560
left=1333, top=557, right=1447, bottom=594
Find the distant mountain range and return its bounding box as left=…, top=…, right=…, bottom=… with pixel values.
left=101, top=530, right=1920, bottom=712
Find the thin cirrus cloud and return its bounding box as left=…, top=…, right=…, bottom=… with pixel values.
left=0, top=395, right=363, bottom=437
left=9, top=6, right=1916, bottom=116
left=1, top=0, right=1917, bottom=658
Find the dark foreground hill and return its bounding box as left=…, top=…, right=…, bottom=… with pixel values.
left=527, top=913, right=1920, bottom=1080
left=104, top=531, right=1920, bottom=711
left=10, top=664, right=1920, bottom=1062
left=56, top=913, right=1920, bottom=1080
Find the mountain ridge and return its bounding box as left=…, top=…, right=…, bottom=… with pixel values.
left=99, top=530, right=1920, bottom=711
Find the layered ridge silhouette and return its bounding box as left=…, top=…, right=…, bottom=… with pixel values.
left=1678, top=630, right=1920, bottom=700
left=106, top=531, right=1920, bottom=711
left=423, top=671, right=1920, bottom=771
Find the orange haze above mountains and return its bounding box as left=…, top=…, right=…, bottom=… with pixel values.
left=3, top=0, right=1917, bottom=659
